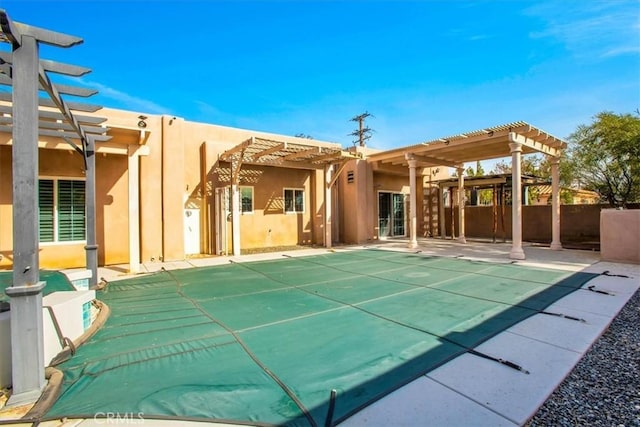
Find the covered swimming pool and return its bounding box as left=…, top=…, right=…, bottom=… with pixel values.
left=45, top=249, right=598, bottom=426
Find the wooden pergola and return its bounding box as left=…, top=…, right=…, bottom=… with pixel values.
left=367, top=121, right=567, bottom=259
left=218, top=136, right=360, bottom=255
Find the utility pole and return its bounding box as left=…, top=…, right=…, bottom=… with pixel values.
left=350, top=112, right=373, bottom=147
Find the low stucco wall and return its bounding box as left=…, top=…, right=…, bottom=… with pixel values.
left=600, top=209, right=640, bottom=264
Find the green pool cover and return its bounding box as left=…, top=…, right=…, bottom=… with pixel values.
left=46, top=250, right=597, bottom=426
left=0, top=270, right=75, bottom=303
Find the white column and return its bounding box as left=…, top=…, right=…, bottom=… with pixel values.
left=128, top=145, right=141, bottom=273
left=550, top=157, right=562, bottom=250
left=406, top=154, right=418, bottom=248
left=439, top=185, right=446, bottom=239
left=231, top=183, right=241, bottom=256
left=324, top=164, right=333, bottom=249
left=457, top=166, right=466, bottom=243
left=509, top=135, right=525, bottom=260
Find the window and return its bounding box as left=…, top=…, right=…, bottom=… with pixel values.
left=39, top=178, right=86, bottom=243
left=240, top=186, right=253, bottom=213
left=228, top=186, right=254, bottom=213
left=284, top=188, right=304, bottom=213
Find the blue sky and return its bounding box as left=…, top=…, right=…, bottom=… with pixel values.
left=1, top=0, right=638, bottom=157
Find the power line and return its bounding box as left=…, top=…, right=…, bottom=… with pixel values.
left=349, top=111, right=373, bottom=147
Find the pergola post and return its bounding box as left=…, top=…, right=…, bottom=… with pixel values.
left=85, top=136, right=99, bottom=287
left=550, top=157, right=562, bottom=250
left=439, top=184, right=446, bottom=239
left=324, top=164, right=333, bottom=249
left=406, top=154, right=418, bottom=248
left=509, top=134, right=525, bottom=260
left=457, top=166, right=466, bottom=244
left=127, top=144, right=141, bottom=273
left=230, top=181, right=241, bottom=257
left=6, top=33, right=46, bottom=406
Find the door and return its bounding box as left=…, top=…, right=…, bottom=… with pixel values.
left=378, top=192, right=391, bottom=238
left=378, top=192, right=406, bottom=238
left=392, top=193, right=405, bottom=236
left=184, top=209, right=200, bottom=255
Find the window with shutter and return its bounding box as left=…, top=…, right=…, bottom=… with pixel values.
left=39, top=179, right=55, bottom=242
left=38, top=178, right=86, bottom=243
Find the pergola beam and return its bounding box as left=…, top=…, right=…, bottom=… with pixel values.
left=0, top=74, right=97, bottom=97
left=0, top=125, right=111, bottom=142
left=0, top=105, right=107, bottom=124
left=0, top=51, right=91, bottom=76
left=283, top=146, right=321, bottom=161
left=0, top=92, right=102, bottom=112
left=251, top=142, right=286, bottom=161
left=509, top=133, right=562, bottom=157
left=219, top=137, right=253, bottom=162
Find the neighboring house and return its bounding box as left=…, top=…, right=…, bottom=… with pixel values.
left=531, top=185, right=601, bottom=205
left=0, top=106, right=564, bottom=269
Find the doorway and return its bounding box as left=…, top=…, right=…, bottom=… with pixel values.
left=378, top=192, right=405, bottom=238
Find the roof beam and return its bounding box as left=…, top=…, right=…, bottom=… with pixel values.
left=0, top=124, right=111, bottom=141
left=0, top=92, right=102, bottom=112
left=310, top=150, right=344, bottom=163
left=0, top=74, right=97, bottom=97
left=252, top=142, right=286, bottom=161
left=0, top=51, right=91, bottom=76
left=283, top=147, right=322, bottom=161
left=0, top=105, right=107, bottom=124
left=509, top=132, right=562, bottom=157
left=0, top=115, right=106, bottom=134
left=219, top=137, right=253, bottom=161
left=412, top=153, right=459, bottom=168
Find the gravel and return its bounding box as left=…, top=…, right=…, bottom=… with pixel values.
left=527, top=288, right=640, bottom=427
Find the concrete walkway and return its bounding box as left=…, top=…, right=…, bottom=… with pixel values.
left=29, top=240, right=640, bottom=425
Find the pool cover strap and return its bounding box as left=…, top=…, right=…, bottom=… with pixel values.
left=46, top=250, right=599, bottom=426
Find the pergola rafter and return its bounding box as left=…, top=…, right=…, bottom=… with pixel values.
left=219, top=136, right=359, bottom=170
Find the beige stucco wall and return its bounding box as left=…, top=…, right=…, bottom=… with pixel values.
left=337, top=160, right=440, bottom=244
left=0, top=145, right=129, bottom=269
left=600, top=209, right=640, bottom=264
left=136, top=114, right=337, bottom=261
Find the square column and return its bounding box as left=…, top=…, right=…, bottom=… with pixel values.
left=6, top=34, right=46, bottom=406
left=509, top=135, right=525, bottom=260
left=406, top=154, right=418, bottom=248
left=230, top=183, right=241, bottom=256
left=550, top=157, right=562, bottom=250
left=127, top=145, right=141, bottom=273
left=456, top=166, right=466, bottom=243
left=85, top=137, right=98, bottom=287
left=439, top=184, right=446, bottom=239
left=324, top=164, right=333, bottom=249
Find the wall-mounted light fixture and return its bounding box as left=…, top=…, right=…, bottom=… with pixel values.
left=137, top=115, right=148, bottom=128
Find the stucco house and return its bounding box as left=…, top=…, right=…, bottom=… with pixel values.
left=1, top=104, right=567, bottom=272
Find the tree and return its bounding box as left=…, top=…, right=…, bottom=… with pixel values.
left=567, top=111, right=640, bottom=208
left=465, top=160, right=485, bottom=177
left=464, top=161, right=492, bottom=205
left=491, top=154, right=575, bottom=204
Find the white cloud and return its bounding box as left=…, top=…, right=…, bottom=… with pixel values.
left=77, top=79, right=173, bottom=115
left=525, top=0, right=640, bottom=59
left=526, top=0, right=640, bottom=60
